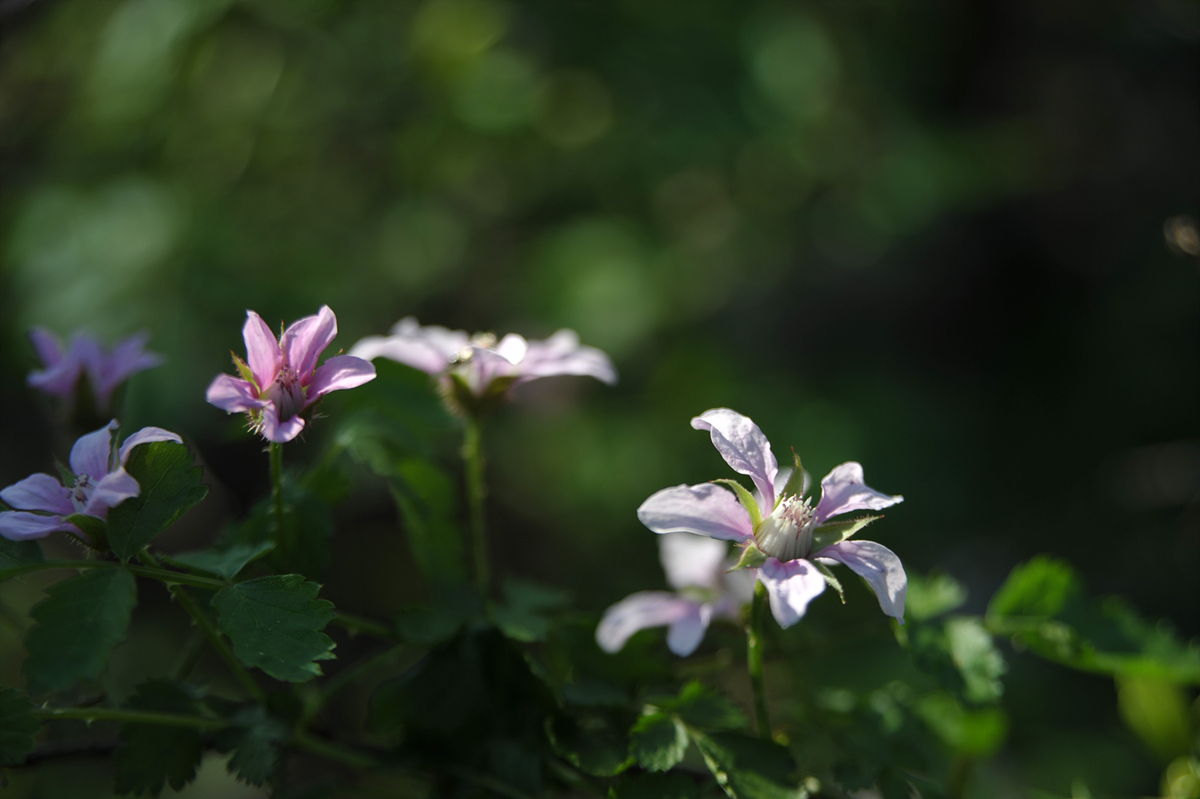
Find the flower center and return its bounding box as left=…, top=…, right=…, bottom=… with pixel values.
left=70, top=474, right=95, bottom=513
left=266, top=365, right=306, bottom=421
left=754, top=496, right=818, bottom=561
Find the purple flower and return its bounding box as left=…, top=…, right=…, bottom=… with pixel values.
left=348, top=318, right=616, bottom=412
left=27, top=328, right=164, bottom=413
left=206, top=306, right=376, bottom=443
left=596, top=532, right=755, bottom=656
left=0, top=420, right=181, bottom=542
left=637, top=408, right=906, bottom=629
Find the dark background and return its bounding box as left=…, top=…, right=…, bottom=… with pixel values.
left=0, top=0, right=1196, bottom=795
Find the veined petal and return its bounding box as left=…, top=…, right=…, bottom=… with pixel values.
left=348, top=334, right=453, bottom=375
left=243, top=311, right=281, bottom=387
left=282, top=305, right=337, bottom=379
left=815, top=540, right=907, bottom=623
left=118, top=427, right=183, bottom=465
left=28, top=327, right=64, bottom=367
left=84, top=468, right=140, bottom=516
left=637, top=483, right=754, bottom=542
left=307, top=355, right=376, bottom=403
left=595, top=591, right=698, bottom=654
left=392, top=318, right=471, bottom=359
left=70, top=421, right=119, bottom=479
left=0, top=511, right=78, bottom=541
left=260, top=404, right=306, bottom=443
left=691, top=409, right=779, bottom=513
left=757, top=557, right=826, bottom=629
left=518, top=329, right=618, bottom=385
left=814, top=462, right=903, bottom=523
left=0, top=474, right=72, bottom=515
left=659, top=533, right=727, bottom=590
left=667, top=603, right=713, bottom=657
left=206, top=374, right=266, bottom=414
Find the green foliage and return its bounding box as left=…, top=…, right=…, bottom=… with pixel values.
left=212, top=575, right=336, bottom=682
left=222, top=484, right=334, bottom=581
left=811, top=516, right=880, bottom=552
left=107, top=441, right=208, bottom=561
left=898, top=614, right=1005, bottom=705
left=547, top=712, right=634, bottom=777
left=168, top=542, right=276, bottom=580
left=1116, top=676, right=1193, bottom=761
left=0, top=535, right=45, bottom=570
left=657, top=681, right=749, bottom=731
left=388, top=460, right=466, bottom=584
left=987, top=555, right=1080, bottom=619
left=494, top=578, right=572, bottom=642
left=113, top=680, right=203, bottom=796
left=691, top=731, right=803, bottom=799
left=23, top=567, right=137, bottom=694
left=213, top=704, right=291, bottom=786
left=629, top=713, right=688, bottom=772
left=0, top=688, right=40, bottom=766
left=913, top=692, right=1007, bottom=758
left=612, top=772, right=703, bottom=799
left=905, top=573, right=967, bottom=622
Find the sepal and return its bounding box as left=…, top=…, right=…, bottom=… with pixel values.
left=812, top=514, right=880, bottom=552
left=728, top=541, right=767, bottom=573
left=815, top=561, right=845, bottom=604
left=65, top=513, right=108, bottom=548
left=232, top=353, right=258, bottom=389
left=713, top=479, right=762, bottom=529
left=778, top=451, right=805, bottom=505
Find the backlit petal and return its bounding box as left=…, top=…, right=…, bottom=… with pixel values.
left=815, top=540, right=907, bottom=623
left=814, top=462, right=903, bottom=524
left=282, top=305, right=337, bottom=379
left=69, top=421, right=118, bottom=479
left=0, top=474, right=72, bottom=515
left=691, top=409, right=778, bottom=512
left=757, top=557, right=826, bottom=628
left=518, top=329, right=617, bottom=385
left=243, top=311, right=281, bottom=387
left=206, top=374, right=266, bottom=414
left=666, top=603, right=713, bottom=656
left=260, top=405, right=306, bottom=443
left=637, top=483, right=754, bottom=542
left=307, top=355, right=376, bottom=403
left=118, top=427, right=183, bottom=465
left=28, top=327, right=64, bottom=366
left=595, top=591, right=697, bottom=653
left=659, top=533, right=727, bottom=590
left=348, top=334, right=453, bottom=374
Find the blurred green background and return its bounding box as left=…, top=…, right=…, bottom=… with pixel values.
left=0, top=0, right=1197, bottom=795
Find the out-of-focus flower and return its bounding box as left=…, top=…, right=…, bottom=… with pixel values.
left=637, top=408, right=906, bottom=629
left=27, top=328, right=164, bottom=413
left=206, top=306, right=376, bottom=443
left=348, top=318, right=616, bottom=414
left=0, top=420, right=181, bottom=542
left=596, top=532, right=754, bottom=656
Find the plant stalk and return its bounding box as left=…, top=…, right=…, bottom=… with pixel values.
left=292, top=730, right=379, bottom=769
left=270, top=441, right=286, bottom=545
left=462, top=416, right=489, bottom=596
left=748, top=580, right=771, bottom=740
left=34, top=706, right=227, bottom=730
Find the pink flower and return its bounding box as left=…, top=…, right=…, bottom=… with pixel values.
left=206, top=306, right=376, bottom=443
left=596, top=533, right=754, bottom=657
left=637, top=409, right=906, bottom=629
left=0, top=420, right=181, bottom=541
left=27, top=328, right=164, bottom=413
left=348, top=318, right=616, bottom=411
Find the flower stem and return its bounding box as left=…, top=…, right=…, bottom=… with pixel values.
left=270, top=441, right=286, bottom=544
left=34, top=706, right=227, bottom=731
left=138, top=549, right=266, bottom=705
left=462, top=416, right=489, bottom=596
left=747, top=580, right=771, bottom=740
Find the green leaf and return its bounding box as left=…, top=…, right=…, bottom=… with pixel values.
left=0, top=536, right=45, bottom=571
left=945, top=617, right=1006, bottom=703
left=168, top=542, right=276, bottom=580
left=905, top=572, right=967, bottom=621
left=64, top=514, right=108, bottom=546
left=389, top=459, right=466, bottom=584
left=629, top=713, right=688, bottom=772
left=107, top=441, right=208, bottom=561
left=778, top=452, right=805, bottom=503
left=23, top=567, right=137, bottom=694
left=729, top=542, right=767, bottom=573
left=0, top=688, right=40, bottom=766
left=690, top=731, right=803, bottom=799
left=214, top=705, right=291, bottom=786
left=987, top=555, right=1080, bottom=620
left=713, top=479, right=763, bottom=529
left=660, top=681, right=748, bottom=730
left=814, top=562, right=845, bottom=604
left=1116, top=676, right=1192, bottom=761
left=495, top=578, right=572, bottom=642
left=212, top=575, right=336, bottom=682
left=546, top=714, right=633, bottom=777
left=810, top=516, right=879, bottom=552
left=113, top=680, right=203, bottom=796
left=914, top=691, right=1008, bottom=757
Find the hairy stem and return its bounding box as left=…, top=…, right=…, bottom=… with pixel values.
left=0, top=560, right=229, bottom=591
left=34, top=706, right=227, bottom=730
left=270, top=441, right=287, bottom=550
left=462, top=416, right=489, bottom=596
left=747, top=580, right=771, bottom=740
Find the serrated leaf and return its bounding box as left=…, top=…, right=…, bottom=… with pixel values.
left=814, top=562, right=845, bottom=603
left=169, top=542, right=276, bottom=580
left=713, top=479, right=763, bottom=529
left=0, top=688, right=40, bottom=766
left=729, top=543, right=767, bottom=573
left=214, top=705, right=291, bottom=786
left=107, top=441, right=208, bottom=561
left=64, top=514, right=108, bottom=545
left=811, top=516, right=879, bottom=552
left=662, top=682, right=748, bottom=730
left=212, top=575, right=336, bottom=682
left=23, top=567, right=137, bottom=694
left=629, top=713, right=688, bottom=772
left=546, top=714, right=633, bottom=777
left=0, top=536, right=45, bottom=570
left=113, top=680, right=203, bottom=796
left=690, top=731, right=803, bottom=799
left=986, top=555, right=1080, bottom=620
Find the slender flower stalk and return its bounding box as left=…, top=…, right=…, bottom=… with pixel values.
left=747, top=581, right=771, bottom=740
left=270, top=441, right=287, bottom=554
left=463, top=416, right=489, bottom=595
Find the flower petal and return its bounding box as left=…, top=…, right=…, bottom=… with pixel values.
left=282, top=305, right=337, bottom=379
left=260, top=405, right=306, bottom=443
left=69, top=420, right=118, bottom=479
left=595, top=591, right=698, bottom=653
left=348, top=333, right=456, bottom=374
left=691, top=409, right=779, bottom=512
left=757, top=557, right=826, bottom=629
left=815, top=540, right=907, bottom=623
left=493, top=333, right=528, bottom=365
left=307, top=355, right=376, bottom=403
left=659, top=533, right=727, bottom=590
left=243, top=311, right=281, bottom=387
left=470, top=347, right=519, bottom=393
left=637, top=483, right=754, bottom=542
left=118, top=427, right=183, bottom=465
left=92, top=331, right=164, bottom=406
left=28, top=327, right=63, bottom=367
left=27, top=329, right=81, bottom=397
left=666, top=603, right=713, bottom=657
left=518, top=329, right=617, bottom=385
left=84, top=468, right=140, bottom=516
left=0, top=474, right=72, bottom=515
left=813, top=462, right=903, bottom=523
left=206, top=375, right=265, bottom=414
left=0, top=511, right=78, bottom=541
